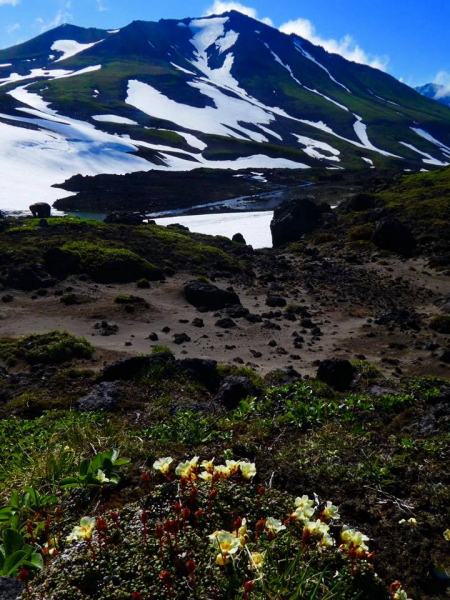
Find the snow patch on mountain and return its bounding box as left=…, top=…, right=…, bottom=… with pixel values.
left=412, top=127, right=450, bottom=157
left=293, top=134, right=340, bottom=162
left=264, top=43, right=302, bottom=86
left=170, top=62, right=197, bottom=75
left=353, top=114, right=401, bottom=158
left=294, top=41, right=351, bottom=94
left=303, top=86, right=348, bottom=111
left=126, top=79, right=276, bottom=143
left=399, top=141, right=449, bottom=166
left=93, top=114, right=138, bottom=125
left=216, top=30, right=239, bottom=54
left=0, top=68, right=71, bottom=87
left=51, top=39, right=104, bottom=62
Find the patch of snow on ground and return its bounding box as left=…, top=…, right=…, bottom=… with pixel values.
left=293, top=134, right=340, bottom=162
left=353, top=114, right=401, bottom=158
left=155, top=211, right=273, bottom=249
left=51, top=39, right=104, bottom=62
left=303, top=86, right=348, bottom=111
left=294, top=41, right=351, bottom=93
left=361, top=157, right=375, bottom=168
left=176, top=132, right=207, bottom=150
left=216, top=30, right=239, bottom=54
left=126, top=79, right=274, bottom=143
left=0, top=63, right=12, bottom=68
left=52, top=65, right=102, bottom=80
left=170, top=62, right=197, bottom=75
left=0, top=68, right=72, bottom=87
left=264, top=43, right=302, bottom=86
left=93, top=114, right=138, bottom=125
left=399, top=141, right=449, bottom=167
left=107, top=30, right=120, bottom=34
left=411, top=127, right=450, bottom=156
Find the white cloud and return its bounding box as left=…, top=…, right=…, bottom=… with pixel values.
left=6, top=22, right=19, bottom=33
left=204, top=1, right=273, bottom=26
left=279, top=17, right=389, bottom=71
left=0, top=0, right=19, bottom=6
left=39, top=10, right=73, bottom=33
left=433, top=70, right=450, bottom=99
left=97, top=0, right=109, bottom=12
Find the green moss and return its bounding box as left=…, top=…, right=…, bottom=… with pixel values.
left=61, top=241, right=161, bottom=283
left=136, top=278, right=150, bottom=289
left=0, top=330, right=94, bottom=366
left=114, top=294, right=148, bottom=305
left=151, top=345, right=174, bottom=355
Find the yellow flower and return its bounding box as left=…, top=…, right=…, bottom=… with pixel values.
left=444, top=529, right=450, bottom=541
left=199, top=471, right=213, bottom=481
left=66, top=517, right=96, bottom=542
left=394, top=591, right=411, bottom=600
left=176, top=460, right=193, bottom=479
left=322, top=501, right=340, bottom=521
left=225, top=460, right=241, bottom=474
left=216, top=553, right=229, bottom=566
left=291, top=505, right=315, bottom=522
left=236, top=518, right=249, bottom=547
left=240, top=461, right=256, bottom=480
left=201, top=458, right=215, bottom=473
left=214, top=465, right=231, bottom=479
left=153, top=457, right=173, bottom=475
left=399, top=518, right=418, bottom=527
left=249, top=551, right=265, bottom=570
left=340, top=526, right=369, bottom=554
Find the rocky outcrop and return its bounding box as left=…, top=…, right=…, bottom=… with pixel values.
left=215, top=375, right=258, bottom=410
left=316, top=358, right=356, bottom=391
left=372, top=218, right=417, bottom=256
left=184, top=281, right=240, bottom=310
left=76, top=382, right=122, bottom=412
left=232, top=233, right=246, bottom=244
left=270, top=197, right=332, bottom=247
left=99, top=353, right=174, bottom=382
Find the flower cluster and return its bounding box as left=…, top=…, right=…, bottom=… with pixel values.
left=390, top=581, right=413, bottom=600
left=153, top=455, right=257, bottom=482
left=66, top=517, right=96, bottom=542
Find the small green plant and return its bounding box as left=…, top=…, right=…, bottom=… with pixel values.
left=136, top=278, right=150, bottom=289
left=0, top=331, right=94, bottom=366
left=429, top=314, right=450, bottom=334
left=59, top=449, right=130, bottom=489
left=151, top=345, right=173, bottom=355
left=0, top=488, right=58, bottom=531
left=114, top=294, right=148, bottom=305
left=0, top=529, right=43, bottom=577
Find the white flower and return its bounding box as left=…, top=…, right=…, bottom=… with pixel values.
left=249, top=551, right=265, bottom=569
left=199, top=471, right=213, bottom=481
left=295, top=495, right=315, bottom=511
left=66, top=517, right=96, bottom=542
left=201, top=458, right=215, bottom=473
left=322, top=501, right=340, bottom=521
left=209, top=530, right=240, bottom=555
left=225, top=459, right=241, bottom=474
left=153, top=457, right=173, bottom=475
left=265, top=517, right=286, bottom=536
left=96, top=469, right=110, bottom=483
left=240, top=461, right=256, bottom=480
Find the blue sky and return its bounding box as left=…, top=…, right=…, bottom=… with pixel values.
left=0, top=0, right=448, bottom=88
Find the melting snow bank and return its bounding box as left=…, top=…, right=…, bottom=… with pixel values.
left=154, top=211, right=274, bottom=249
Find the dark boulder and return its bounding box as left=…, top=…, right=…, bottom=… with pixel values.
left=372, top=218, right=417, bottom=256
left=232, top=233, right=246, bottom=244
left=270, top=197, right=332, bottom=247
left=99, top=353, right=174, bottom=382
left=316, top=358, right=356, bottom=391
left=184, top=280, right=240, bottom=310
left=173, top=332, right=191, bottom=344
left=375, top=307, right=421, bottom=331
left=215, top=317, right=237, bottom=329
left=29, top=202, right=51, bottom=218
left=104, top=212, right=143, bottom=225
left=178, top=358, right=218, bottom=389
left=6, top=267, right=56, bottom=292
left=266, top=295, right=287, bottom=308
left=439, top=349, right=450, bottom=364
left=226, top=305, right=249, bottom=318
left=76, top=382, right=122, bottom=412
left=215, top=375, right=258, bottom=410
left=344, top=193, right=379, bottom=212
left=167, top=223, right=190, bottom=232
left=0, top=576, right=24, bottom=600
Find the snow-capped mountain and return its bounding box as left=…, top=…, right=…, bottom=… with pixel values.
left=415, top=83, right=450, bottom=109
left=1, top=11, right=450, bottom=210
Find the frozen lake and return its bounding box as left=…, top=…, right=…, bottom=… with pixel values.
left=154, top=211, right=273, bottom=249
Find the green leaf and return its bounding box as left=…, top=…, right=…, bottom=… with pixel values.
left=79, top=458, right=91, bottom=477
left=9, top=492, right=20, bottom=510
left=113, top=458, right=130, bottom=466
left=111, top=448, right=119, bottom=463
left=24, top=552, right=44, bottom=570
left=4, top=550, right=27, bottom=576
left=3, top=529, right=24, bottom=555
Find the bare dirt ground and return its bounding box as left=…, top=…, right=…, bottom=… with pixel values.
left=0, top=255, right=448, bottom=378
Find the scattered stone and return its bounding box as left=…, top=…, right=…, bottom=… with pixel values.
left=316, top=358, right=356, bottom=391
left=1, top=294, right=13, bottom=303
left=93, top=321, right=119, bottom=336
left=268, top=339, right=277, bottom=347
left=245, top=313, right=262, bottom=323
left=215, top=318, right=237, bottom=329
left=162, top=326, right=171, bottom=333
left=372, top=218, right=417, bottom=256
left=0, top=576, right=24, bottom=600
left=215, top=376, right=258, bottom=410
left=226, top=305, right=249, bottom=318
left=250, top=349, right=262, bottom=358
left=438, top=349, right=450, bottom=364
left=76, top=382, right=122, bottom=412
left=192, top=318, right=204, bottom=328
left=148, top=332, right=159, bottom=341
left=184, top=280, right=240, bottom=310
left=173, top=333, right=191, bottom=345
left=266, top=295, right=287, bottom=308
left=375, top=308, right=421, bottom=331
